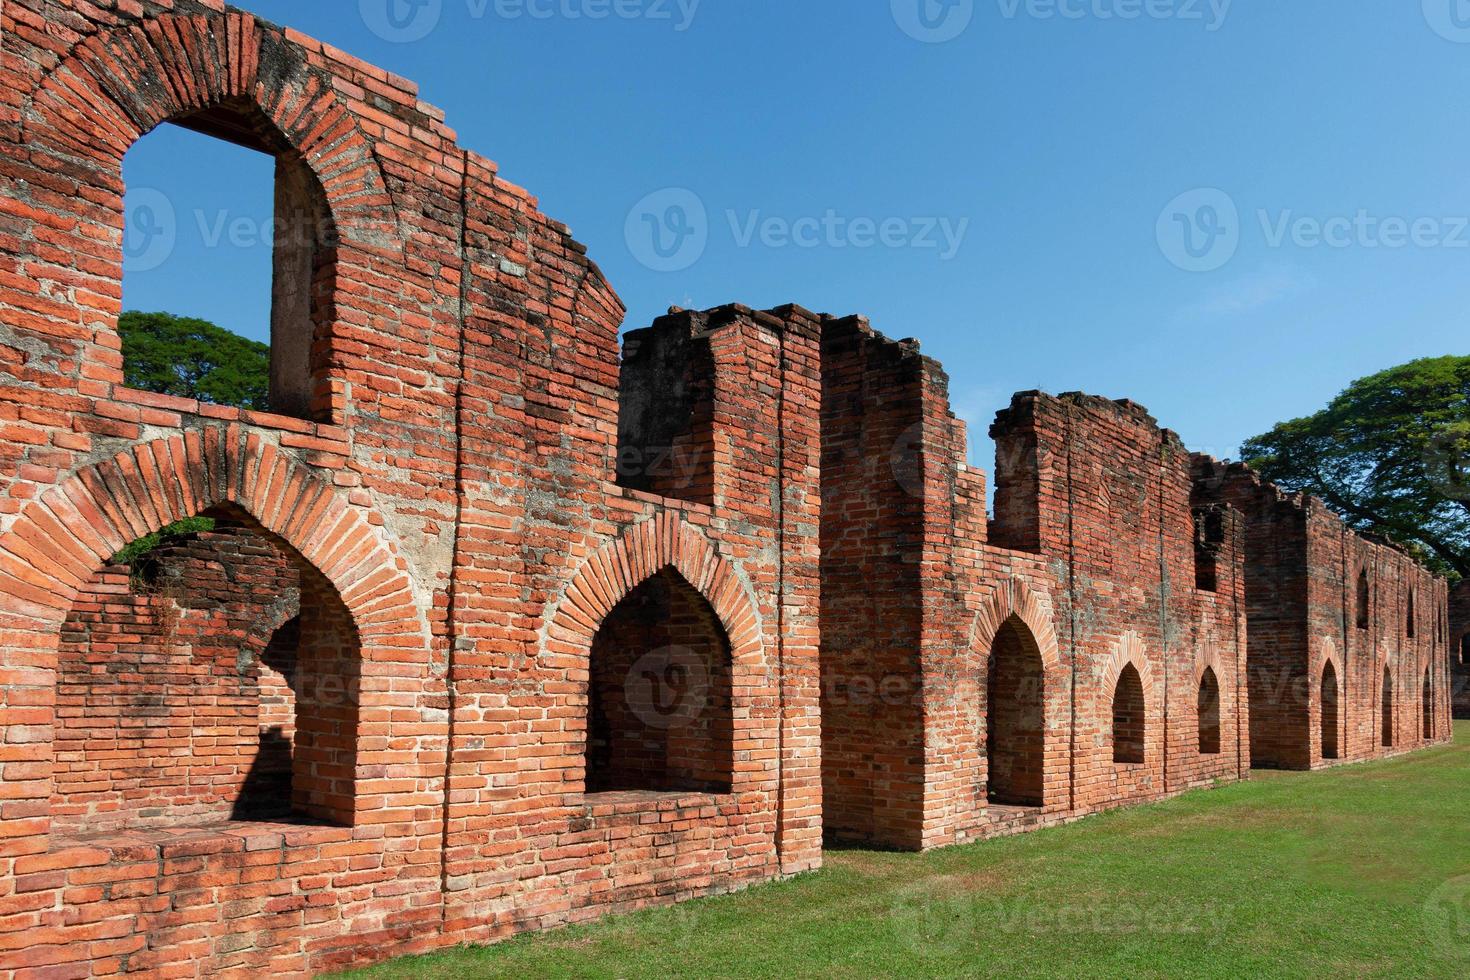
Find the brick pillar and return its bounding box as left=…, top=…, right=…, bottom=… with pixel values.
left=696, top=305, right=824, bottom=873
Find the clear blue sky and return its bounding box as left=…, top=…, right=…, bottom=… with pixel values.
left=122, top=0, right=1470, bottom=470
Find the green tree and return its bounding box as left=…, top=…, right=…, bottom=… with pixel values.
left=120, top=310, right=270, bottom=411
left=1242, top=356, right=1470, bottom=581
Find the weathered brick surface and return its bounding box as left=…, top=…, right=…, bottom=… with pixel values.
left=0, top=1, right=1454, bottom=975
left=0, top=3, right=820, bottom=974
left=1193, top=461, right=1453, bottom=769
left=819, top=315, right=1254, bottom=851
left=1449, top=580, right=1469, bottom=718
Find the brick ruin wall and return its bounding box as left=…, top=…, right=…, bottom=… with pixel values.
left=0, top=1, right=1455, bottom=976
left=1194, top=462, right=1453, bottom=768
left=819, top=316, right=1254, bottom=852
left=1451, top=580, right=1470, bottom=718
left=0, top=2, right=825, bottom=974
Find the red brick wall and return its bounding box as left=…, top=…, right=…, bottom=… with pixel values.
left=0, top=2, right=821, bottom=974
left=818, top=317, right=926, bottom=846
left=0, top=0, right=1453, bottom=974
left=1194, top=461, right=1453, bottom=769
left=1452, top=580, right=1470, bottom=718
left=817, top=323, right=1252, bottom=853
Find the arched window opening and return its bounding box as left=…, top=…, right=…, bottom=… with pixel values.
left=986, top=615, right=1046, bottom=807
left=1356, top=570, right=1370, bottom=630
left=1423, top=667, right=1435, bottom=742
left=1320, top=662, right=1340, bottom=760
left=121, top=102, right=338, bottom=422
left=1193, top=506, right=1225, bottom=593
left=1381, top=668, right=1395, bottom=748
left=1461, top=633, right=1469, bottom=667
left=51, top=507, right=359, bottom=836
left=1407, top=588, right=1416, bottom=639
left=586, top=568, right=733, bottom=795
left=1197, top=667, right=1221, bottom=756
left=1112, top=664, right=1146, bottom=765
left=615, top=320, right=717, bottom=506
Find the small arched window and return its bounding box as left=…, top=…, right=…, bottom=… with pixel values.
left=1381, top=667, right=1394, bottom=748
left=586, top=568, right=733, bottom=795
left=1320, top=661, right=1340, bottom=760
left=1197, top=668, right=1221, bottom=756
left=1112, top=664, right=1146, bottom=765
left=1406, top=588, right=1416, bottom=639
left=1356, top=570, right=1370, bottom=630
left=1423, top=667, right=1434, bottom=742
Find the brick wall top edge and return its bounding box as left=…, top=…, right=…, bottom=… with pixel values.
left=1192, top=456, right=1448, bottom=582
left=633, top=303, right=828, bottom=342
left=988, top=389, right=1177, bottom=445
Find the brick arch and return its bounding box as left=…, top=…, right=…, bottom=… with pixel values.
left=1100, top=631, right=1157, bottom=703
left=970, top=575, right=1061, bottom=675
left=23, top=11, right=398, bottom=248
left=1194, top=643, right=1225, bottom=687
left=1316, top=636, right=1344, bottom=681
left=544, top=514, right=762, bottom=662
left=0, top=427, right=431, bottom=832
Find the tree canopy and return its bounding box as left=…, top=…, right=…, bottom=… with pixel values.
left=1242, top=355, right=1470, bottom=581
left=113, top=310, right=263, bottom=568
left=120, top=310, right=270, bottom=411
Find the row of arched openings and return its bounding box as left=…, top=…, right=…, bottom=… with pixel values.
left=1318, top=659, right=1437, bottom=762
left=54, top=512, right=741, bottom=838
left=984, top=615, right=1224, bottom=808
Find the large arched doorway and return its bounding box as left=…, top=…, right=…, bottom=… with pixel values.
left=985, top=615, right=1046, bottom=807
left=50, top=504, right=360, bottom=835
left=1320, top=662, right=1340, bottom=760
left=1197, top=667, right=1221, bottom=756
left=1382, top=667, right=1395, bottom=748
left=586, top=567, right=733, bottom=795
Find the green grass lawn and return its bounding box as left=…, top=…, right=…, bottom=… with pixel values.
left=344, top=724, right=1470, bottom=979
